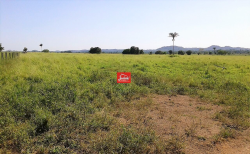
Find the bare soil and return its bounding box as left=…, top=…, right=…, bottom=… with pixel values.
left=115, top=95, right=250, bottom=154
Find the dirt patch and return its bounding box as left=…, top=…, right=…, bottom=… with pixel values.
left=115, top=95, right=250, bottom=154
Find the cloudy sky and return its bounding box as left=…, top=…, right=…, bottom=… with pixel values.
left=0, top=0, right=250, bottom=51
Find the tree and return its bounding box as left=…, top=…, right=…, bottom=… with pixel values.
left=213, top=47, right=216, bottom=54
left=42, top=49, right=50, bottom=53
left=89, top=47, right=101, bottom=54
left=168, top=50, right=173, bottom=55
left=23, top=47, right=28, bottom=53
left=0, top=43, right=4, bottom=52
left=186, top=50, right=192, bottom=55
left=169, top=32, right=179, bottom=54
left=139, top=49, right=144, bottom=54
left=40, top=44, right=43, bottom=51
left=130, top=46, right=139, bottom=54
left=178, top=50, right=185, bottom=55
left=155, top=50, right=163, bottom=54
left=149, top=52, right=152, bottom=55
left=122, top=49, right=130, bottom=54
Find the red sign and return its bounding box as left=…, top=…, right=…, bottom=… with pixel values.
left=117, top=72, right=131, bottom=83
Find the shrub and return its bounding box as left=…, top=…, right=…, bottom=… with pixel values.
left=149, top=52, right=152, bottom=55
left=89, top=47, right=101, bottom=54
left=168, top=50, right=173, bottom=55
left=42, top=49, right=50, bottom=53
left=178, top=50, right=185, bottom=55
left=186, top=50, right=192, bottom=55
left=209, top=51, right=212, bottom=55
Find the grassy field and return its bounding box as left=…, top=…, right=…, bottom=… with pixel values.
left=0, top=53, right=250, bottom=153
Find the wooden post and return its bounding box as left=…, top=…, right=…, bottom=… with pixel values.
left=5, top=52, right=7, bottom=59
left=1, top=52, right=3, bottom=60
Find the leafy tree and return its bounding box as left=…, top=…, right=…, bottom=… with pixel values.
left=130, top=46, right=139, bottom=54
left=213, top=47, right=216, bottom=54
left=168, top=50, right=173, bottom=55
left=169, top=32, right=179, bottom=54
left=23, top=47, right=28, bottom=53
left=178, top=50, right=185, bottom=55
left=89, top=47, right=101, bottom=54
left=0, top=43, right=4, bottom=52
left=186, top=50, right=192, bottom=55
left=217, top=50, right=227, bottom=55
left=40, top=44, right=43, bottom=51
left=122, top=49, right=130, bottom=54
left=209, top=52, right=212, bottom=55
left=155, top=50, right=163, bottom=54
left=42, top=49, right=50, bottom=53
left=139, top=49, right=144, bottom=54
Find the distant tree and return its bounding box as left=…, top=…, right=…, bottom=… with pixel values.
left=40, top=44, right=43, bottom=51
left=122, top=49, right=130, bottom=54
left=0, top=43, right=4, bottom=52
left=209, top=51, right=212, bottom=55
left=23, top=47, right=28, bottom=53
left=130, top=46, right=140, bottom=54
left=213, top=47, right=216, bottom=54
left=217, top=50, right=227, bottom=55
left=169, top=32, right=179, bottom=54
left=149, top=52, right=152, bottom=55
left=139, top=49, right=144, bottom=54
left=89, top=47, right=101, bottom=54
left=168, top=50, right=173, bottom=55
left=186, top=50, right=192, bottom=55
left=178, top=50, right=185, bottom=55
left=163, top=51, right=167, bottom=54
left=155, top=51, right=162, bottom=54
left=42, top=49, right=50, bottom=53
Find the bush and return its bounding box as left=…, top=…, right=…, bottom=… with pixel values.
left=89, top=47, right=101, bottom=54
left=209, top=52, right=212, bottom=55
left=42, top=49, right=50, bottom=53
left=186, top=50, right=192, bottom=55
left=149, top=52, right=152, bottom=55
left=168, top=50, right=173, bottom=55
left=178, top=50, right=185, bottom=55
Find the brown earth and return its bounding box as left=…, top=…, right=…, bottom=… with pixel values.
left=115, top=95, right=250, bottom=154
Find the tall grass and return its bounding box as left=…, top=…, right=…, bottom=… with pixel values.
left=0, top=53, right=249, bottom=153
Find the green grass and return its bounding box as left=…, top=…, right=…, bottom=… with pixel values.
left=0, top=53, right=250, bottom=153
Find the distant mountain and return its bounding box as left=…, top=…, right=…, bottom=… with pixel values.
left=157, top=45, right=250, bottom=52
left=48, top=45, right=250, bottom=53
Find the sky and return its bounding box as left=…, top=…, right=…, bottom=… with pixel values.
left=0, top=0, right=250, bottom=51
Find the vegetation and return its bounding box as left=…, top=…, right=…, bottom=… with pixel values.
left=155, top=50, right=166, bottom=54
left=168, top=50, right=173, bottom=55
left=40, top=44, right=43, bottom=51
left=89, top=47, right=102, bottom=54
left=42, top=49, right=50, bottom=53
left=0, top=43, right=4, bottom=52
left=169, top=32, right=179, bottom=54
left=23, top=47, right=28, bottom=53
left=178, top=50, right=185, bottom=55
left=0, top=53, right=250, bottom=153
left=186, top=50, right=192, bottom=55
left=122, top=46, right=143, bottom=54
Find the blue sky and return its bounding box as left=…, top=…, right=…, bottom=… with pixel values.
left=0, top=0, right=250, bottom=51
